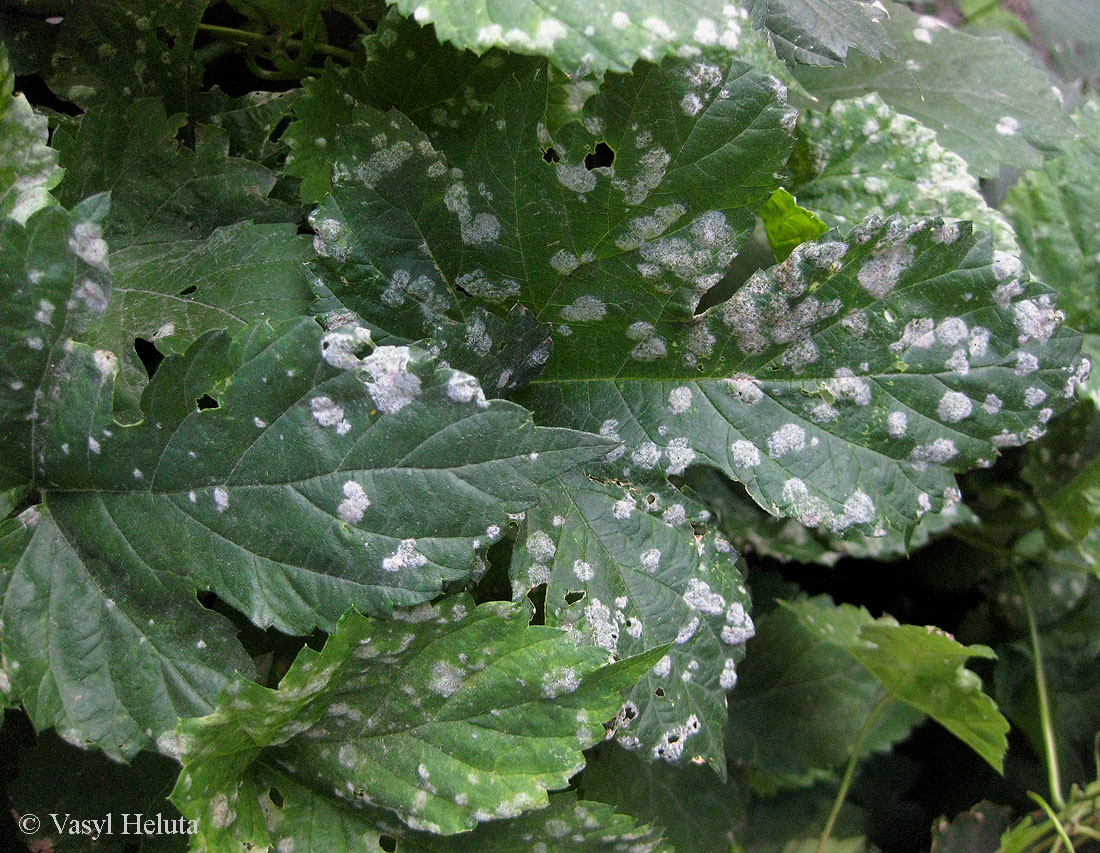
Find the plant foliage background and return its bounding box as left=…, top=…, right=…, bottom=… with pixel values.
left=0, top=0, right=1098, bottom=850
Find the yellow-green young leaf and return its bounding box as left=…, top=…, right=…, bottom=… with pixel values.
left=724, top=604, right=923, bottom=792
left=781, top=597, right=1010, bottom=772
left=794, top=3, right=1073, bottom=178
left=789, top=93, right=1018, bottom=252
left=169, top=594, right=668, bottom=844
left=1003, top=97, right=1100, bottom=335
left=0, top=45, right=62, bottom=224
left=760, top=188, right=828, bottom=262
left=510, top=473, right=751, bottom=775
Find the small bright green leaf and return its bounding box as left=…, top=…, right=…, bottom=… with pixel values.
left=794, top=3, right=1073, bottom=178
left=8, top=731, right=189, bottom=852
left=749, top=0, right=893, bottom=66
left=1002, top=97, right=1100, bottom=334
left=91, top=221, right=314, bottom=417
left=390, top=0, right=754, bottom=73
left=790, top=93, right=1018, bottom=251
left=0, top=198, right=111, bottom=495
left=760, top=188, right=828, bottom=262
left=0, top=44, right=62, bottom=224
left=36, top=319, right=608, bottom=635
left=724, top=603, right=923, bottom=792
left=0, top=505, right=253, bottom=761
left=54, top=97, right=295, bottom=250
left=782, top=597, right=1010, bottom=772
left=510, top=472, right=752, bottom=775
left=171, top=594, right=666, bottom=843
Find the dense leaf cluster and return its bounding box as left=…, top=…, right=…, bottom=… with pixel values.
left=0, top=1, right=1098, bottom=851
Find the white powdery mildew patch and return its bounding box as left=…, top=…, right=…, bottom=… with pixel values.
left=382, top=539, right=428, bottom=572
left=561, top=294, right=607, bottom=322
left=908, top=438, right=958, bottom=471
left=527, top=530, right=557, bottom=563
left=652, top=655, right=671, bottom=677
left=730, top=439, right=761, bottom=468
left=1024, top=386, right=1047, bottom=408
left=857, top=242, right=915, bottom=298
left=767, top=423, right=806, bottom=458
left=832, top=490, right=876, bottom=532
left=825, top=370, right=872, bottom=406
left=1014, top=296, right=1063, bottom=345
left=653, top=715, right=701, bottom=763
left=675, top=616, right=700, bottom=644
left=726, top=375, right=764, bottom=405
left=632, top=441, right=661, bottom=469
left=937, top=390, right=973, bottom=423
left=664, top=437, right=696, bottom=475
left=429, top=660, right=464, bottom=698
left=600, top=419, right=625, bottom=462
left=360, top=346, right=422, bottom=414
left=662, top=503, right=687, bottom=526
left=1016, top=352, right=1040, bottom=376
left=682, top=578, right=725, bottom=615
left=887, top=411, right=908, bottom=436
left=937, top=317, right=969, bottom=347
left=668, top=386, right=692, bottom=413
left=721, top=601, right=755, bottom=645
left=612, top=495, right=635, bottom=519
left=446, top=372, right=489, bottom=408
left=338, top=480, right=370, bottom=524
left=443, top=181, right=501, bottom=244
left=541, top=667, right=580, bottom=699
left=573, top=559, right=594, bottom=581
left=640, top=548, right=661, bottom=573
left=996, top=115, right=1020, bottom=136
left=810, top=402, right=839, bottom=423
left=585, top=600, right=619, bottom=651
left=720, top=658, right=738, bottom=689
left=321, top=326, right=372, bottom=370
left=213, top=487, right=229, bottom=513
left=310, top=396, right=351, bottom=435
left=983, top=394, right=1003, bottom=414
left=69, top=220, right=109, bottom=270
left=891, top=317, right=936, bottom=353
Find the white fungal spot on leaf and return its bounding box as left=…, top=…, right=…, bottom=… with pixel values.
left=338, top=481, right=370, bottom=524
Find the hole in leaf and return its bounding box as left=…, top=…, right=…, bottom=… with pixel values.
left=196, top=394, right=219, bottom=411
left=268, top=787, right=284, bottom=807
left=179, top=284, right=198, bottom=296
left=542, top=147, right=560, bottom=164
left=134, top=337, right=164, bottom=379
left=645, top=493, right=658, bottom=506
left=654, top=686, right=665, bottom=697
left=584, top=141, right=615, bottom=170
left=564, top=590, right=586, bottom=605
left=379, top=836, right=398, bottom=852
left=621, top=704, right=637, bottom=721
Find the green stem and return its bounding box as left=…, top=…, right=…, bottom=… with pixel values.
left=816, top=695, right=892, bottom=853
left=197, top=23, right=357, bottom=62
left=1027, top=791, right=1075, bottom=852
left=1014, top=566, right=1066, bottom=810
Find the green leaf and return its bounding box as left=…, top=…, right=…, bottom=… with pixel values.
left=509, top=472, right=752, bottom=775
left=1023, top=400, right=1100, bottom=563
left=782, top=597, right=1010, bottom=772
left=191, top=88, right=304, bottom=164
left=33, top=0, right=208, bottom=112
left=522, top=218, right=1085, bottom=535
left=724, top=603, right=923, bottom=792
left=1029, top=0, right=1100, bottom=89
left=309, top=55, right=796, bottom=359
left=578, top=740, right=744, bottom=851
left=170, top=593, right=666, bottom=842
left=793, top=3, right=1073, bottom=178
left=35, top=318, right=608, bottom=635
left=0, top=44, right=62, bottom=224
left=0, top=505, right=254, bottom=761
left=1002, top=97, right=1100, bottom=334
left=0, top=198, right=111, bottom=496
left=749, top=0, right=893, bottom=66
left=8, top=731, right=189, bottom=852
left=54, top=97, right=295, bottom=250
left=284, top=12, right=540, bottom=203
left=760, top=188, right=829, bottom=262
left=930, top=801, right=1012, bottom=853
left=390, top=0, right=755, bottom=73
left=790, top=93, right=1018, bottom=252
left=89, top=221, right=315, bottom=418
